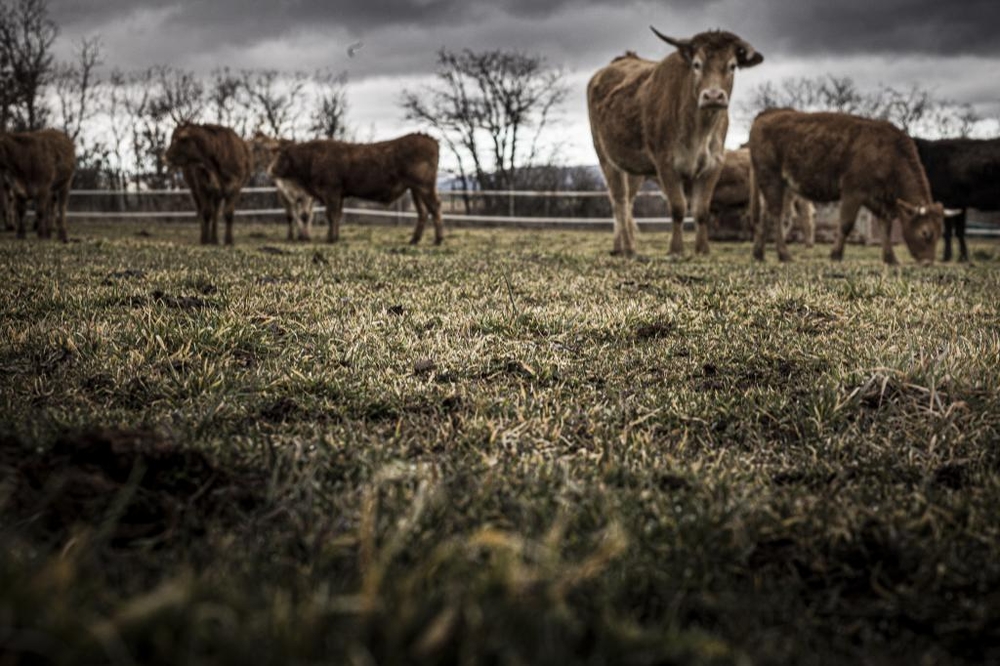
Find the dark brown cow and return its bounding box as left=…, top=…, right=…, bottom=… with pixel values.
left=250, top=133, right=316, bottom=241
left=749, top=109, right=943, bottom=264
left=587, top=29, right=763, bottom=257
left=165, top=123, right=252, bottom=245
left=0, top=129, right=76, bottom=242
left=266, top=133, right=443, bottom=245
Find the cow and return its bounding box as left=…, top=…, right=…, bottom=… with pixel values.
left=587, top=29, right=764, bottom=257
left=164, top=123, right=252, bottom=245
left=250, top=133, right=317, bottom=241
left=0, top=129, right=76, bottom=242
left=265, top=133, right=444, bottom=245
left=913, top=137, right=1000, bottom=263
left=711, top=147, right=815, bottom=245
left=749, top=108, right=943, bottom=264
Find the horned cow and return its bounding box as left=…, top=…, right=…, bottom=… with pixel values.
left=913, top=137, right=1000, bottom=263
left=749, top=108, right=943, bottom=264
left=0, top=129, right=76, bottom=242
left=266, top=133, right=443, bottom=245
left=587, top=29, right=763, bottom=257
left=165, top=123, right=252, bottom=245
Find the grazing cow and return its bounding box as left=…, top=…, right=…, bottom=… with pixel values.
left=0, top=129, right=76, bottom=242
left=266, top=133, right=443, bottom=245
left=749, top=108, right=943, bottom=264
left=711, top=147, right=814, bottom=245
left=250, top=133, right=317, bottom=241
left=913, top=137, right=1000, bottom=263
left=587, top=29, right=763, bottom=257
left=165, top=123, right=252, bottom=245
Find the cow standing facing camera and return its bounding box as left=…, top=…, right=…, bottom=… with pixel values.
left=588, top=29, right=764, bottom=257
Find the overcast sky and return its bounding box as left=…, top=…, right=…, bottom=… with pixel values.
left=49, top=0, right=1000, bottom=167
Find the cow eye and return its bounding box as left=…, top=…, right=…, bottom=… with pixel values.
left=729, top=62, right=737, bottom=72
left=692, top=61, right=702, bottom=71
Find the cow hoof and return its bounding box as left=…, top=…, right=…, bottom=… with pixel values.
left=434, top=238, right=444, bottom=246
left=752, top=248, right=764, bottom=262
left=778, top=253, right=793, bottom=263
left=830, top=250, right=844, bottom=262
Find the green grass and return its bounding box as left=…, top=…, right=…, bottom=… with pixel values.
left=2, top=220, right=1000, bottom=665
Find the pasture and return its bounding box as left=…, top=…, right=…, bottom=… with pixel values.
left=2, top=220, right=1000, bottom=664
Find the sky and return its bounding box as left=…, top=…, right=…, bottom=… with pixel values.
left=49, top=0, right=1000, bottom=169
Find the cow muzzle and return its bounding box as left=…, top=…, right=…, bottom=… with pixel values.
left=699, top=89, right=729, bottom=109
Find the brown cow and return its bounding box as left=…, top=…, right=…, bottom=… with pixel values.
left=165, top=123, right=252, bottom=245
left=250, top=133, right=317, bottom=241
left=749, top=109, right=943, bottom=264
left=587, top=29, right=763, bottom=257
left=0, top=129, right=76, bottom=242
left=266, top=133, right=443, bottom=245
left=711, top=147, right=814, bottom=245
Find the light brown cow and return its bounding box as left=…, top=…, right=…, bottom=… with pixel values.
left=250, top=133, right=317, bottom=241
left=266, top=133, right=443, bottom=245
left=749, top=108, right=943, bottom=264
left=711, top=147, right=815, bottom=246
left=0, top=129, right=76, bottom=242
left=165, top=123, right=252, bottom=245
left=587, top=29, right=763, bottom=257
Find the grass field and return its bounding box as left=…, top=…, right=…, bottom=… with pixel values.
left=2, top=220, right=1000, bottom=665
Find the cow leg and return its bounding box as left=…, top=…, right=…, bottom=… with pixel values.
left=754, top=179, right=787, bottom=261
left=409, top=188, right=428, bottom=245
left=428, top=190, right=444, bottom=245
left=36, top=194, right=53, bottom=239
left=879, top=218, right=899, bottom=265
left=690, top=171, right=722, bottom=256
left=942, top=215, right=954, bottom=262
left=956, top=209, right=968, bottom=262
left=284, top=199, right=296, bottom=241
left=14, top=195, right=28, bottom=239
left=831, top=196, right=863, bottom=261
left=223, top=197, right=237, bottom=245
left=800, top=199, right=816, bottom=249
left=211, top=197, right=224, bottom=245
left=598, top=163, right=636, bottom=257
left=325, top=192, right=344, bottom=243
left=658, top=173, right=687, bottom=257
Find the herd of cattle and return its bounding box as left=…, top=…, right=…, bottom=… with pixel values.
left=1, top=27, right=998, bottom=264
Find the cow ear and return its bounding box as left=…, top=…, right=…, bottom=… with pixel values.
left=735, top=41, right=763, bottom=68
left=650, top=26, right=694, bottom=63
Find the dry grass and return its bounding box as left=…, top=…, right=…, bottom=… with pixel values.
left=2, top=220, right=1000, bottom=665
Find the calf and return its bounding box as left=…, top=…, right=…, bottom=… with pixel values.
left=749, top=108, right=943, bottom=264
left=165, top=123, right=252, bottom=245
left=588, top=29, right=763, bottom=257
left=251, top=133, right=317, bottom=241
left=913, top=137, right=1000, bottom=262
left=0, top=129, right=76, bottom=242
left=266, top=133, right=443, bottom=245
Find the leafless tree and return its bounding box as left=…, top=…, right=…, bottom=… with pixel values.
left=309, top=70, right=349, bottom=139
left=52, top=36, right=101, bottom=140
left=241, top=69, right=307, bottom=137
left=210, top=66, right=251, bottom=133
left=0, top=0, right=57, bottom=130
left=401, top=48, right=568, bottom=210
left=154, top=66, right=204, bottom=125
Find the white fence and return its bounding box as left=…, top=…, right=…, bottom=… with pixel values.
left=53, top=187, right=1000, bottom=237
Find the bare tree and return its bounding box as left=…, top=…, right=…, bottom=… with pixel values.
left=401, top=48, right=568, bottom=206
left=155, top=66, right=204, bottom=124
left=242, top=69, right=307, bottom=137
left=210, top=66, right=251, bottom=133
left=52, top=36, right=101, bottom=140
left=309, top=70, right=349, bottom=139
left=0, top=0, right=57, bottom=130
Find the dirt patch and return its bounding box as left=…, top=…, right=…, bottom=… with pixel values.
left=0, top=428, right=263, bottom=545
left=634, top=320, right=675, bottom=341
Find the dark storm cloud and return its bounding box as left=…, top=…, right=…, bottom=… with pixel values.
left=50, top=0, right=1000, bottom=61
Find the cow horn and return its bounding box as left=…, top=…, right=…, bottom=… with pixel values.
left=650, top=26, right=692, bottom=56
left=944, top=208, right=964, bottom=217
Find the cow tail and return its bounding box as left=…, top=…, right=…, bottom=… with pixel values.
left=748, top=158, right=761, bottom=238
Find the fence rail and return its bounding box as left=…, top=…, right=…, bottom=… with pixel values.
left=19, top=188, right=1000, bottom=238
